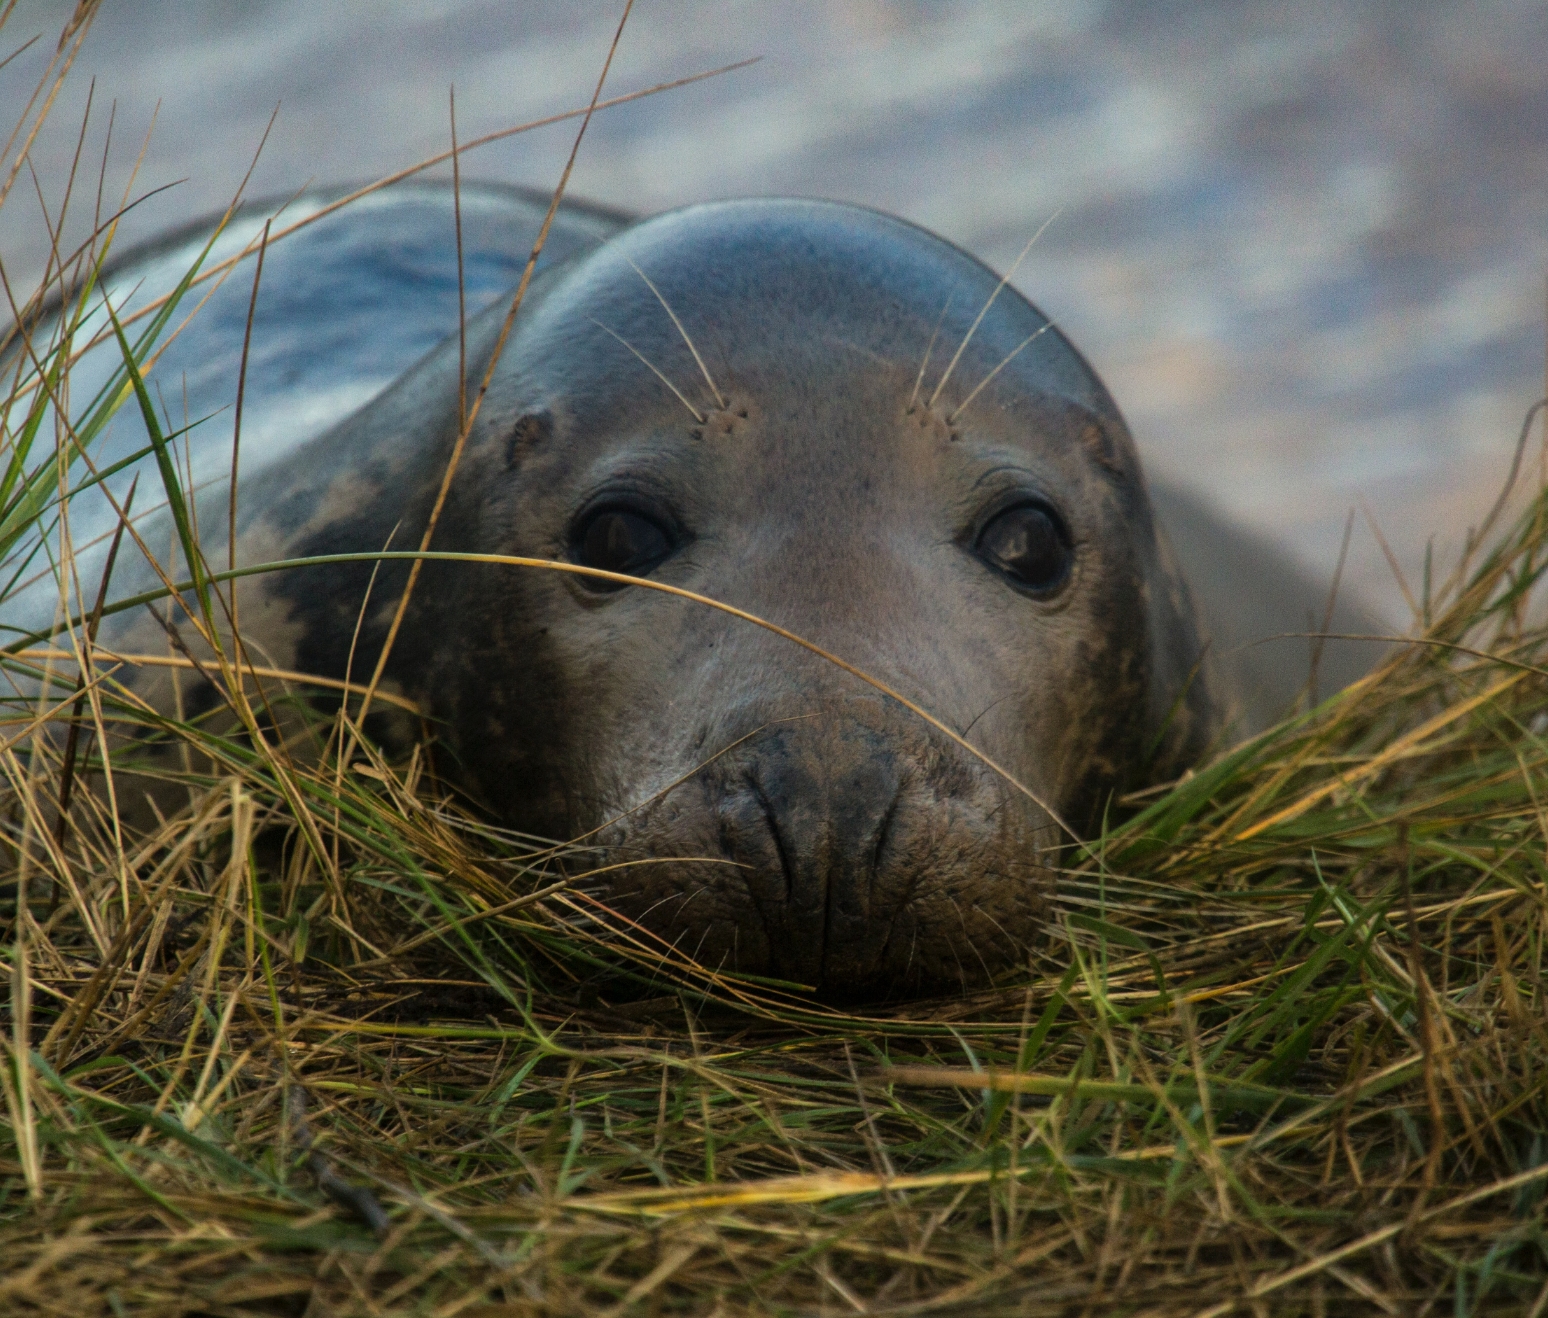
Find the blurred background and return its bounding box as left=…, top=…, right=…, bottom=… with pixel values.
left=3, top=0, right=1546, bottom=622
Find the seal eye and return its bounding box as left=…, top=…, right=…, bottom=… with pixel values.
left=975, top=502, right=1072, bottom=595
left=572, top=507, right=674, bottom=589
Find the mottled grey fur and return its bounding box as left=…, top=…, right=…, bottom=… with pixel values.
left=95, top=197, right=1382, bottom=999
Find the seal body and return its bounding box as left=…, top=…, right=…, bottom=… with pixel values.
left=44, top=189, right=1381, bottom=999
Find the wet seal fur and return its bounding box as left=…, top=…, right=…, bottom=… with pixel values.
left=98, top=197, right=1361, bottom=1000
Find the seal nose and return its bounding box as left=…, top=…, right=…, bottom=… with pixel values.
left=717, top=716, right=905, bottom=991
left=601, top=702, right=1052, bottom=1001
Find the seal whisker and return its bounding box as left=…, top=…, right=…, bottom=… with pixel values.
left=969, top=902, right=1021, bottom=957
left=960, top=692, right=1016, bottom=740
left=625, top=257, right=726, bottom=411
left=947, top=323, right=1053, bottom=425
left=588, top=316, right=707, bottom=423
left=927, top=210, right=1059, bottom=411
left=686, top=922, right=715, bottom=971
left=907, top=293, right=953, bottom=413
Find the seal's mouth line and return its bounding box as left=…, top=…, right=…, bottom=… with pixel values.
left=57, top=549, right=1081, bottom=845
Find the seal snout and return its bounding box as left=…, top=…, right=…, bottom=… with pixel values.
left=602, top=708, right=1054, bottom=1002
left=715, top=717, right=906, bottom=992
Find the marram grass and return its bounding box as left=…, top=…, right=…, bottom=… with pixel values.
left=3, top=12, right=1548, bottom=1318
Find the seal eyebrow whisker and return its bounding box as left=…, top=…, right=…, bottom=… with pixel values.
left=588, top=316, right=707, bottom=423
left=907, top=292, right=953, bottom=413
left=947, top=323, right=1054, bottom=425
left=927, top=209, right=1059, bottom=411
left=624, top=257, right=727, bottom=411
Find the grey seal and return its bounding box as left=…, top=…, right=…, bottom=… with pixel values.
left=34, top=190, right=1381, bottom=999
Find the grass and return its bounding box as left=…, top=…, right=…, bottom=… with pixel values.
left=3, top=6, right=1548, bottom=1314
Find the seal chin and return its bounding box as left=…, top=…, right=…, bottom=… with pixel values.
left=589, top=705, right=1055, bottom=1002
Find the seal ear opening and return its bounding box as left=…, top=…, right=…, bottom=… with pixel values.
left=506, top=410, right=553, bottom=470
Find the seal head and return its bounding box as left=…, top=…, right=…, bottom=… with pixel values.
left=127, top=199, right=1223, bottom=1000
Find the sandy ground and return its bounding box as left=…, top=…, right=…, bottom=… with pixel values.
left=3, top=0, right=1546, bottom=620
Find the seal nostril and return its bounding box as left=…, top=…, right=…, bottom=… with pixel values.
left=869, top=788, right=902, bottom=901
left=749, top=774, right=796, bottom=903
